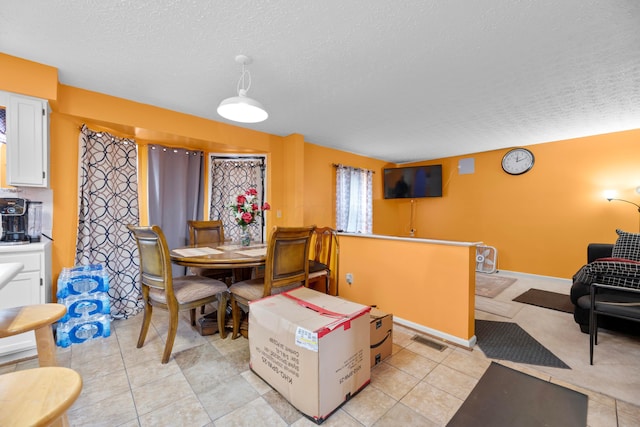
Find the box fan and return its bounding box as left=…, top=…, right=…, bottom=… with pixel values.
left=476, top=245, right=497, bottom=273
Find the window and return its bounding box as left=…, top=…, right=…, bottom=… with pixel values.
left=209, top=155, right=267, bottom=243
left=335, top=164, right=373, bottom=233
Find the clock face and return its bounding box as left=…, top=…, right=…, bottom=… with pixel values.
left=501, top=148, right=534, bottom=175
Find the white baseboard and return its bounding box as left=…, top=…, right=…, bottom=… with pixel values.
left=494, top=269, right=572, bottom=286
left=0, top=348, right=37, bottom=366
left=393, top=316, right=476, bottom=349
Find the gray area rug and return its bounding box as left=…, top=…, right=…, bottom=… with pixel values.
left=474, top=319, right=570, bottom=369
left=447, top=362, right=587, bottom=427
left=475, top=273, right=516, bottom=298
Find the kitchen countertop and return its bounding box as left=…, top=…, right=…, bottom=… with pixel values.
left=0, top=241, right=51, bottom=254
left=0, top=262, right=23, bottom=290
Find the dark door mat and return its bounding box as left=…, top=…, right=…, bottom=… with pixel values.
left=513, top=288, right=574, bottom=313
left=475, top=319, right=570, bottom=369
left=447, top=362, right=587, bottom=427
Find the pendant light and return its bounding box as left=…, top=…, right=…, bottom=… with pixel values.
left=217, top=55, right=268, bottom=123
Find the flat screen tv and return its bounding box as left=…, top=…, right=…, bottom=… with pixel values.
left=383, top=165, right=442, bottom=199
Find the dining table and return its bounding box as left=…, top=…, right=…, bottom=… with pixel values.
left=169, top=242, right=268, bottom=336
left=170, top=242, right=267, bottom=270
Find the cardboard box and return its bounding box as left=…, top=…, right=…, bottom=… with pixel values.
left=249, top=287, right=371, bottom=424
left=370, top=307, right=393, bottom=367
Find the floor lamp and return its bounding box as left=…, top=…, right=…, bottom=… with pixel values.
left=606, top=197, right=640, bottom=232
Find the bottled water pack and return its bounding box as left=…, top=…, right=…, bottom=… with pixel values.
left=55, top=314, right=111, bottom=348
left=57, top=293, right=111, bottom=323
left=56, top=264, right=112, bottom=347
left=56, top=264, right=110, bottom=299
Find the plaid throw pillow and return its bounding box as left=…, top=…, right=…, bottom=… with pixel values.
left=611, top=229, right=640, bottom=262
left=583, top=258, right=640, bottom=290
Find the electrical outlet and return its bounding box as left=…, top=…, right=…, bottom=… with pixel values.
left=345, top=273, right=353, bottom=284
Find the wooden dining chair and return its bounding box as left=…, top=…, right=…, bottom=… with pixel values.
left=228, top=225, right=316, bottom=339
left=187, top=220, right=234, bottom=314
left=127, top=225, right=229, bottom=363
left=307, top=227, right=337, bottom=295
left=188, top=219, right=225, bottom=247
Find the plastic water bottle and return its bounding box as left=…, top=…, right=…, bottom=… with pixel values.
left=55, top=263, right=112, bottom=347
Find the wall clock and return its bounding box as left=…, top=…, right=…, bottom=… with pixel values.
left=501, top=148, right=534, bottom=175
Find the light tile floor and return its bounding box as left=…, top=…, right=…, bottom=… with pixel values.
left=2, top=272, right=640, bottom=426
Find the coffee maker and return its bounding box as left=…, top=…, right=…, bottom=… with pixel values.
left=0, top=197, right=31, bottom=244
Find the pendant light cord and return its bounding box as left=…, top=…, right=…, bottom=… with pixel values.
left=237, top=65, right=251, bottom=95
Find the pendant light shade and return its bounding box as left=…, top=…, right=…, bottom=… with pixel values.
left=217, top=55, right=268, bottom=123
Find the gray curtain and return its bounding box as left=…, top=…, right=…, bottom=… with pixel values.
left=209, top=156, right=266, bottom=243
left=75, top=125, right=142, bottom=319
left=148, top=145, right=204, bottom=275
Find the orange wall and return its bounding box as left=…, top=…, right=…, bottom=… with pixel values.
left=48, top=85, right=310, bottom=286
left=371, top=131, right=640, bottom=279
left=0, top=53, right=58, bottom=101
left=4, top=53, right=640, bottom=290
left=303, top=143, right=388, bottom=228
left=338, top=234, right=476, bottom=343
left=0, top=52, right=308, bottom=289
left=302, top=130, right=640, bottom=280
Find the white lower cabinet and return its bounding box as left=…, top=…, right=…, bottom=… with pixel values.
left=0, top=242, right=52, bottom=364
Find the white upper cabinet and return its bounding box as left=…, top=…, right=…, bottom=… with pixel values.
left=2, top=91, right=50, bottom=187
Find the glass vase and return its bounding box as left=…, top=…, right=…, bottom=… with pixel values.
left=240, top=226, right=251, bottom=246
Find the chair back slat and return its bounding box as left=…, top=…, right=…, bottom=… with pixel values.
left=127, top=225, right=172, bottom=291
left=311, top=227, right=335, bottom=266
left=263, top=225, right=315, bottom=296
left=308, top=226, right=337, bottom=293
left=188, top=220, right=225, bottom=245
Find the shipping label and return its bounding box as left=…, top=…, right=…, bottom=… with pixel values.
left=295, top=326, right=319, bottom=352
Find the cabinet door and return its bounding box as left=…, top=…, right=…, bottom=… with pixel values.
left=0, top=271, right=41, bottom=356
left=6, top=94, right=49, bottom=187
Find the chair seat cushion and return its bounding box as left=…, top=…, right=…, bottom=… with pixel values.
left=308, top=270, right=328, bottom=280
left=229, top=279, right=303, bottom=301
left=308, top=260, right=329, bottom=274
left=228, top=278, right=266, bottom=301
left=149, top=276, right=227, bottom=305
left=578, top=292, right=640, bottom=318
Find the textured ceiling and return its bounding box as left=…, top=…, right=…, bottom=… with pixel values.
left=1, top=1, right=639, bottom=163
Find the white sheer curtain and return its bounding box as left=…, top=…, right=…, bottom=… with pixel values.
left=335, top=165, right=373, bottom=233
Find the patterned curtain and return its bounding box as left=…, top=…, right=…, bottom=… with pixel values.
left=209, top=156, right=266, bottom=243
left=335, top=165, right=373, bottom=233
left=0, top=107, right=6, bottom=143
left=75, top=125, right=142, bottom=319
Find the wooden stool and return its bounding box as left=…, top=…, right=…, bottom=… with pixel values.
left=0, top=303, right=67, bottom=367
left=0, top=367, right=82, bottom=427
